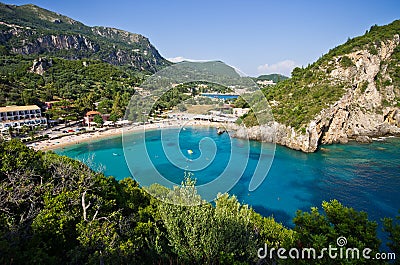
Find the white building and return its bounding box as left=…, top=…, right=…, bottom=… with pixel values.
left=256, top=80, right=275, bottom=86
left=0, top=105, right=47, bottom=133
left=233, top=108, right=250, bottom=117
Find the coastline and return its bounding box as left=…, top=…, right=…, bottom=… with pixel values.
left=31, top=120, right=230, bottom=152
left=30, top=119, right=399, bottom=152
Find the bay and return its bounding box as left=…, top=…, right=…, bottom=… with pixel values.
left=56, top=127, right=400, bottom=246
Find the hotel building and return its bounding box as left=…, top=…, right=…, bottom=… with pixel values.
left=0, top=105, right=47, bottom=133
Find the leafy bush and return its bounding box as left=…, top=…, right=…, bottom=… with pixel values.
left=360, top=81, right=368, bottom=93
left=340, top=56, right=355, bottom=68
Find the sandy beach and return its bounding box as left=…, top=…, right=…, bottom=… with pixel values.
left=31, top=119, right=232, bottom=151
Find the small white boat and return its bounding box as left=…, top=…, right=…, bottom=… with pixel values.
left=187, top=149, right=193, bottom=155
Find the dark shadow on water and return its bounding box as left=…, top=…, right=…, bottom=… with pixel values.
left=252, top=204, right=294, bottom=228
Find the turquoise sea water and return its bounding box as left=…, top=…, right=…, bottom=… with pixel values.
left=56, top=127, right=400, bottom=245
left=201, top=93, right=239, bottom=100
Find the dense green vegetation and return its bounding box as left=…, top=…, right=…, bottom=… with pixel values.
left=0, top=139, right=398, bottom=264
left=254, top=74, right=288, bottom=83
left=241, top=20, right=400, bottom=130
left=291, top=200, right=383, bottom=265
left=0, top=3, right=90, bottom=34
left=383, top=212, right=400, bottom=265
left=0, top=55, right=141, bottom=104
left=0, top=55, right=138, bottom=122
left=324, top=20, right=400, bottom=60
left=263, top=68, right=346, bottom=130
left=0, top=2, right=172, bottom=123
left=241, top=67, right=346, bottom=129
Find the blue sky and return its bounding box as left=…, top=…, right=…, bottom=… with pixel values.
left=2, top=0, right=400, bottom=76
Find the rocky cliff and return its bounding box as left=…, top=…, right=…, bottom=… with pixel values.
left=236, top=22, right=400, bottom=152
left=29, top=57, right=52, bottom=75
left=0, top=3, right=169, bottom=72
left=10, top=33, right=100, bottom=55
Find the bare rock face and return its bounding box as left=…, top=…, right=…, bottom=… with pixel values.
left=91, top=26, right=143, bottom=45
left=233, top=35, right=400, bottom=152
left=29, top=57, right=52, bottom=75
left=303, top=36, right=400, bottom=151
left=355, top=136, right=372, bottom=143
left=0, top=21, right=169, bottom=73
left=232, top=122, right=319, bottom=153
left=12, top=34, right=100, bottom=55
left=385, top=108, right=400, bottom=126
left=315, top=35, right=400, bottom=145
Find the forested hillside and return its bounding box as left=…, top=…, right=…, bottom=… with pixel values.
left=0, top=2, right=171, bottom=120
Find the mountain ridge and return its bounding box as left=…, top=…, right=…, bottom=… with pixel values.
left=0, top=2, right=171, bottom=109
left=0, top=2, right=170, bottom=72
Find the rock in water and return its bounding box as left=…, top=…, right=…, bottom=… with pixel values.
left=217, top=127, right=226, bottom=135
left=355, top=136, right=372, bottom=143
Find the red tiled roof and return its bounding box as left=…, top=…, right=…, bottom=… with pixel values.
left=85, top=110, right=101, bottom=116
